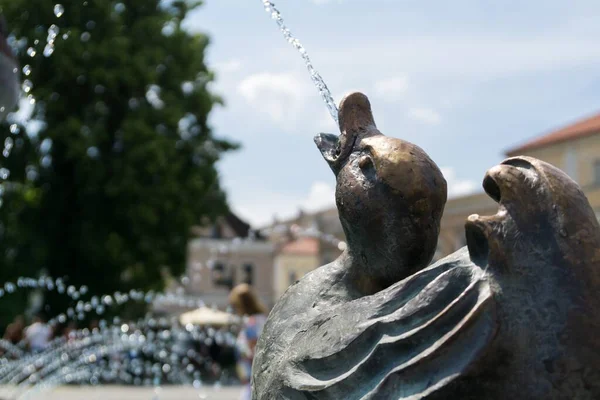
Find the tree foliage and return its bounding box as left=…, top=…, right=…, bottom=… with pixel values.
left=0, top=0, right=238, bottom=319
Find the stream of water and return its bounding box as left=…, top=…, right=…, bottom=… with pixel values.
left=261, top=0, right=339, bottom=124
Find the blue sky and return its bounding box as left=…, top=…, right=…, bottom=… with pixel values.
left=183, top=0, right=600, bottom=227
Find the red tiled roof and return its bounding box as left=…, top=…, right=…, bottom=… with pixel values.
left=280, top=237, right=320, bottom=256
left=505, top=112, right=600, bottom=156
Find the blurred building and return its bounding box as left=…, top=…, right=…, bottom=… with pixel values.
left=185, top=212, right=275, bottom=310
left=266, top=208, right=345, bottom=301
left=438, top=111, right=600, bottom=259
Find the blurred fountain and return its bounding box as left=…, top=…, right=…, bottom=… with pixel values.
left=0, top=277, right=241, bottom=400
left=0, top=3, right=349, bottom=398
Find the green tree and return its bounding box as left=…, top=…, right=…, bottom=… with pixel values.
left=0, top=0, right=238, bottom=320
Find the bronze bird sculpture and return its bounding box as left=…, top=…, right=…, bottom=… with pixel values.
left=252, top=93, right=600, bottom=399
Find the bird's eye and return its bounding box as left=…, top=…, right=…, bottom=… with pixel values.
left=358, top=156, right=373, bottom=170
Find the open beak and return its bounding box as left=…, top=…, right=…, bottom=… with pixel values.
left=314, top=92, right=379, bottom=173
left=314, top=133, right=340, bottom=165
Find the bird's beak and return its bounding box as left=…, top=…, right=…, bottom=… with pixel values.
left=314, top=132, right=339, bottom=168
left=314, top=92, right=379, bottom=174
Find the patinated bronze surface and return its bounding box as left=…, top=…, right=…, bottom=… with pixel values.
left=252, top=92, right=600, bottom=399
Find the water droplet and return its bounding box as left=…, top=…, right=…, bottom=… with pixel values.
left=86, top=146, right=99, bottom=159
left=41, top=155, right=52, bottom=168
left=54, top=4, right=65, bottom=18
left=9, top=124, right=20, bottom=134
left=181, top=81, right=194, bottom=95
left=22, top=80, right=33, bottom=93
left=162, top=21, right=176, bottom=37
left=43, top=43, right=55, bottom=57
left=26, top=47, right=36, bottom=57
left=80, top=32, right=91, bottom=42
left=86, top=21, right=96, bottom=30
left=62, top=32, right=70, bottom=40
left=48, top=24, right=60, bottom=40
left=114, top=3, right=126, bottom=13
left=22, top=65, right=32, bottom=76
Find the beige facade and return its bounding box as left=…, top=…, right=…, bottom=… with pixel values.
left=273, top=238, right=321, bottom=300
left=159, top=212, right=279, bottom=312
left=264, top=208, right=345, bottom=302
left=435, top=192, right=497, bottom=260
left=186, top=238, right=276, bottom=309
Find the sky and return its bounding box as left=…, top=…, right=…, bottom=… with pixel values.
left=183, top=0, right=600, bottom=227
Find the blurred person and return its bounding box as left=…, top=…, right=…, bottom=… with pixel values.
left=0, top=15, right=19, bottom=121
left=229, top=283, right=267, bottom=400
left=3, top=315, right=25, bottom=344
left=24, top=313, right=52, bottom=352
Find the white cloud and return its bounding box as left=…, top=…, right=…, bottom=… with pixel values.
left=238, top=72, right=310, bottom=125
left=374, top=76, right=408, bottom=100
left=301, top=181, right=336, bottom=212
left=408, top=107, right=441, bottom=125
left=441, top=167, right=478, bottom=198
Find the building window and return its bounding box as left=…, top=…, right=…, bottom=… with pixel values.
left=211, top=261, right=234, bottom=289
left=594, top=161, right=600, bottom=186
left=242, top=263, right=254, bottom=285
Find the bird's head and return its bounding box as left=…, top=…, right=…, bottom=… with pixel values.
left=315, top=92, right=447, bottom=289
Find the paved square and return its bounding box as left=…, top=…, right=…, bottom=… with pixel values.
left=0, top=385, right=243, bottom=400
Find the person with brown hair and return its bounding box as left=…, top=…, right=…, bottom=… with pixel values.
left=229, top=283, right=267, bottom=400
left=3, top=315, right=25, bottom=344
